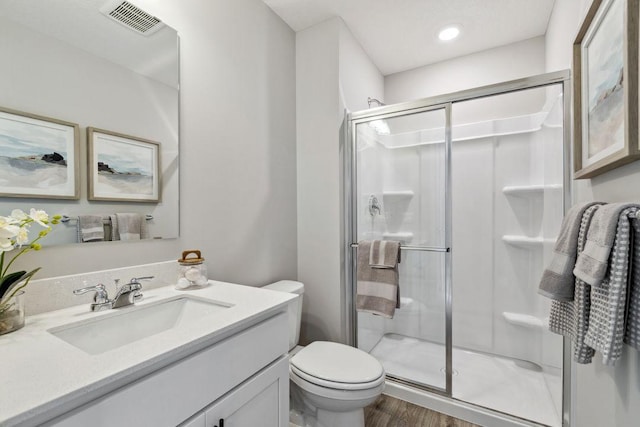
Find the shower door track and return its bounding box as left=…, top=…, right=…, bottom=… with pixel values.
left=345, top=69, right=572, bottom=426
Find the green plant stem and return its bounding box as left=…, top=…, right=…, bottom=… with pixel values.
left=0, top=251, right=4, bottom=277
left=1, top=233, right=45, bottom=278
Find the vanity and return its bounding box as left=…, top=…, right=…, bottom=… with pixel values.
left=0, top=281, right=295, bottom=427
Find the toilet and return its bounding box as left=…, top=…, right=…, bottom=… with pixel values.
left=262, top=280, right=385, bottom=427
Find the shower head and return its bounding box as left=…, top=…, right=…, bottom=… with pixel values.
left=368, top=97, right=385, bottom=108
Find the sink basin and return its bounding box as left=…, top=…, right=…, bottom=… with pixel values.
left=49, top=296, right=232, bottom=355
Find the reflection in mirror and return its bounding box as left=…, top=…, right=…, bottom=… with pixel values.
left=0, top=0, right=179, bottom=245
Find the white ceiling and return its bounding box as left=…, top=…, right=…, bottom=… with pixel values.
left=263, top=0, right=556, bottom=76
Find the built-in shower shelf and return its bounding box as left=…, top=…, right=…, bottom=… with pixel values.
left=502, top=235, right=554, bottom=249
left=382, top=232, right=413, bottom=243
left=382, top=190, right=414, bottom=198
left=502, top=184, right=562, bottom=196
left=502, top=312, right=548, bottom=330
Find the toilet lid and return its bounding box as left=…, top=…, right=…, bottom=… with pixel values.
left=290, top=341, right=384, bottom=385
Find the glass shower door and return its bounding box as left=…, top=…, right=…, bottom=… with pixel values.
left=351, top=106, right=451, bottom=392
left=450, top=84, right=564, bottom=426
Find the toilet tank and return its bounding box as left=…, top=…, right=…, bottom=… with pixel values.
left=262, top=280, right=304, bottom=351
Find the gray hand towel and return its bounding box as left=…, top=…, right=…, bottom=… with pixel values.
left=356, top=241, right=400, bottom=318
left=78, top=215, right=105, bottom=242
left=115, top=213, right=142, bottom=241
left=110, top=215, right=119, bottom=241
left=548, top=203, right=601, bottom=364
left=624, top=216, right=640, bottom=351
left=574, top=203, right=640, bottom=286
left=584, top=207, right=638, bottom=365
left=538, top=202, right=603, bottom=301
left=369, top=240, right=400, bottom=268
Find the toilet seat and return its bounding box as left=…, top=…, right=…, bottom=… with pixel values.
left=289, top=341, right=385, bottom=391
left=291, top=364, right=385, bottom=391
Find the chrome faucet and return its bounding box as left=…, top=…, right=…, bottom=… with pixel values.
left=73, top=276, right=153, bottom=311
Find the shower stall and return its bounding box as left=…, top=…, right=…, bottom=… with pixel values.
left=346, top=71, right=570, bottom=426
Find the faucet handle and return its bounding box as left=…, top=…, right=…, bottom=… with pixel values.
left=73, top=283, right=109, bottom=304
left=129, top=276, right=154, bottom=285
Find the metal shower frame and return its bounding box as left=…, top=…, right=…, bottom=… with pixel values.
left=344, top=69, right=572, bottom=426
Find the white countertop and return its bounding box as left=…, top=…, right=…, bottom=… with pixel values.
left=0, top=281, right=295, bottom=427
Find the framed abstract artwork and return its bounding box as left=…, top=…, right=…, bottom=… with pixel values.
left=573, top=0, right=639, bottom=179
left=0, top=107, right=79, bottom=199
left=87, top=127, right=161, bottom=202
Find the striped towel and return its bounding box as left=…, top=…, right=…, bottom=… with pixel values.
left=78, top=215, right=104, bottom=242
left=584, top=207, right=638, bottom=365
left=548, top=203, right=602, bottom=364
left=369, top=240, right=401, bottom=268
left=356, top=240, right=400, bottom=318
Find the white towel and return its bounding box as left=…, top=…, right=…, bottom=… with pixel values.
left=78, top=215, right=104, bottom=242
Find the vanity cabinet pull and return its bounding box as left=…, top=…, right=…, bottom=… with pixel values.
left=214, top=419, right=224, bottom=427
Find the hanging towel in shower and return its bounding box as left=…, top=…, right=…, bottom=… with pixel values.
left=574, top=203, right=640, bottom=286
left=584, top=206, right=638, bottom=365
left=539, top=202, right=603, bottom=302
left=77, top=215, right=105, bottom=242
left=356, top=240, right=400, bottom=319
left=548, top=203, right=601, bottom=364
left=369, top=240, right=401, bottom=268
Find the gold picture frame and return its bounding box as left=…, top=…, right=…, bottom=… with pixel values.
left=0, top=106, right=80, bottom=199
left=573, top=0, right=639, bottom=179
left=87, top=127, right=161, bottom=203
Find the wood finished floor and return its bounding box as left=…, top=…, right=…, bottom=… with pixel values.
left=364, top=395, right=480, bottom=427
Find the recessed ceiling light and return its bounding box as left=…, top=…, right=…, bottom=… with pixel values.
left=438, top=25, right=460, bottom=41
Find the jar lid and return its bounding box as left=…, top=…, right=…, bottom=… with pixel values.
left=178, top=249, right=204, bottom=264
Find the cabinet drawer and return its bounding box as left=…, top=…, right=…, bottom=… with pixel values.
left=47, top=312, right=288, bottom=427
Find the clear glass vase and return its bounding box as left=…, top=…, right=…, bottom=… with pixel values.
left=0, top=290, right=25, bottom=335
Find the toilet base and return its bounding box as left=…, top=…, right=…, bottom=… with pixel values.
left=317, top=408, right=364, bottom=427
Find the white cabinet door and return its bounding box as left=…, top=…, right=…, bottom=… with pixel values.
left=205, top=356, right=289, bottom=427
left=180, top=413, right=206, bottom=427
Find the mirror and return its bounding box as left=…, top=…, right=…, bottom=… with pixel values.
left=0, top=0, right=179, bottom=245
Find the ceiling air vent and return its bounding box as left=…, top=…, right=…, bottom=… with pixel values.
left=100, top=1, right=165, bottom=36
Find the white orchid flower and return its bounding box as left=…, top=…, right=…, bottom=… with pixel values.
left=10, top=209, right=27, bottom=221
left=28, top=208, right=49, bottom=227
left=0, top=217, right=20, bottom=239
left=0, top=237, right=14, bottom=252
left=15, top=227, right=29, bottom=247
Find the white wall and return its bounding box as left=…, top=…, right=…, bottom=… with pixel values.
left=546, top=0, right=640, bottom=425
left=296, top=18, right=342, bottom=344
left=384, top=36, right=546, bottom=104
left=296, top=17, right=383, bottom=344
left=8, top=0, right=298, bottom=288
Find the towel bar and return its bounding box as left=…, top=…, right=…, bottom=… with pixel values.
left=61, top=214, right=154, bottom=224
left=350, top=243, right=449, bottom=253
